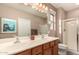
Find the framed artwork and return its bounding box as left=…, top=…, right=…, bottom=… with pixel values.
left=1, top=18, right=16, bottom=33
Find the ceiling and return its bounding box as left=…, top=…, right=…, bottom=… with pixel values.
left=0, top=3, right=47, bottom=19
left=52, top=3, right=79, bottom=11
left=0, top=3, right=79, bottom=18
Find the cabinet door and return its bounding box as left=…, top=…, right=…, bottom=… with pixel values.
left=51, top=40, right=58, bottom=55
left=50, top=41, right=54, bottom=47
left=36, top=52, right=43, bottom=55
left=53, top=45, right=58, bottom=55
left=32, top=45, right=42, bottom=55
left=43, top=43, right=50, bottom=49
left=43, top=48, right=52, bottom=55
left=53, top=40, right=58, bottom=55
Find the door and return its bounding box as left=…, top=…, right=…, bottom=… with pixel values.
left=63, top=19, right=77, bottom=51
left=18, top=18, right=31, bottom=36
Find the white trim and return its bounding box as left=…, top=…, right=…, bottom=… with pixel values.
left=49, top=9, right=56, bottom=15
left=63, top=18, right=78, bottom=22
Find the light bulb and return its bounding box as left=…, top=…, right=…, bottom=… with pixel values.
left=39, top=3, right=42, bottom=7
left=42, top=5, right=45, bottom=9
left=35, top=3, right=39, bottom=6
left=45, top=6, right=48, bottom=11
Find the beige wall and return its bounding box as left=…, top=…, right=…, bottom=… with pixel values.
left=67, top=8, right=79, bottom=19
left=0, top=4, right=58, bottom=39
left=56, top=7, right=67, bottom=42
left=0, top=5, right=46, bottom=38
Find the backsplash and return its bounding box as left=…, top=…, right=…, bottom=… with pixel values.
left=0, top=33, right=16, bottom=39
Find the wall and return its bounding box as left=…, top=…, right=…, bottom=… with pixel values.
left=67, top=8, right=79, bottom=19
left=0, top=5, right=46, bottom=38
left=56, top=7, right=67, bottom=42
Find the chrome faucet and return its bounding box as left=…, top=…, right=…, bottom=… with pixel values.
left=41, top=34, right=45, bottom=39
left=14, top=36, right=20, bottom=43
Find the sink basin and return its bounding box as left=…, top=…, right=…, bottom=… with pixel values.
left=0, top=41, right=14, bottom=50
left=0, top=37, right=31, bottom=50
left=0, top=38, right=16, bottom=50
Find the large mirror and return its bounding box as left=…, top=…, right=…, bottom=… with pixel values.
left=0, top=3, right=56, bottom=39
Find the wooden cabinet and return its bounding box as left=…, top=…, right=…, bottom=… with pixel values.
left=36, top=52, right=43, bottom=55
left=43, top=42, right=52, bottom=55
left=50, top=41, right=54, bottom=55
left=50, top=40, right=59, bottom=55
left=50, top=41, right=54, bottom=47
left=32, top=45, right=42, bottom=55
left=15, top=49, right=31, bottom=55
left=15, top=40, right=58, bottom=55
left=43, top=48, right=52, bottom=55
left=53, top=44, right=58, bottom=55
left=52, top=40, right=58, bottom=55
left=43, top=43, right=50, bottom=49
left=53, top=40, right=59, bottom=55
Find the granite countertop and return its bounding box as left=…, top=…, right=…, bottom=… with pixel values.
left=0, top=36, right=59, bottom=55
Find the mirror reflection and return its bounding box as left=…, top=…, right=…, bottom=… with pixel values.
left=0, top=3, right=56, bottom=39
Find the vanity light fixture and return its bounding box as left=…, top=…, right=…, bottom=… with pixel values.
left=24, top=3, right=48, bottom=13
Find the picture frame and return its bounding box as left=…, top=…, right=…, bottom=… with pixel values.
left=1, top=18, right=16, bottom=33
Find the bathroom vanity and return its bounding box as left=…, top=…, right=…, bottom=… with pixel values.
left=15, top=39, right=58, bottom=55
left=0, top=36, right=59, bottom=55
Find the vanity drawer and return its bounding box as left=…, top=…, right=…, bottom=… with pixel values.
left=54, top=40, right=59, bottom=45
left=43, top=43, right=50, bottom=49
left=50, top=41, right=54, bottom=47
left=32, top=45, right=42, bottom=55
left=43, top=48, right=52, bottom=55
